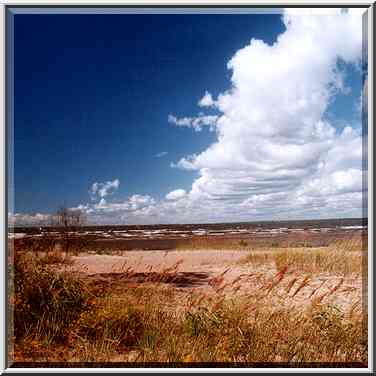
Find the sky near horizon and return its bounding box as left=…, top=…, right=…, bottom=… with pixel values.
left=11, top=8, right=367, bottom=225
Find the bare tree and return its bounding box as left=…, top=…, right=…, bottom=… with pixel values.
left=56, top=206, right=86, bottom=227
left=55, top=206, right=86, bottom=256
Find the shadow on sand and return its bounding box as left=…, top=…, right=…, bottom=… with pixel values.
left=86, top=271, right=211, bottom=289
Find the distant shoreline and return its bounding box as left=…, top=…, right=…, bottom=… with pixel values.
left=9, top=217, right=367, bottom=233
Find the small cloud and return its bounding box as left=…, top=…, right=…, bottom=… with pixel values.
left=8, top=212, right=53, bottom=226
left=168, top=114, right=218, bottom=132
left=90, top=178, right=120, bottom=201
left=165, top=189, right=187, bottom=201
left=171, top=155, right=198, bottom=170
left=198, top=91, right=215, bottom=107
left=155, top=151, right=168, bottom=158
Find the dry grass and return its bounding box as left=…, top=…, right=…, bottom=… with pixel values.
left=35, top=250, right=74, bottom=266
left=330, top=236, right=367, bottom=252
left=11, top=240, right=367, bottom=366
left=242, top=241, right=364, bottom=276
left=243, top=248, right=363, bottom=276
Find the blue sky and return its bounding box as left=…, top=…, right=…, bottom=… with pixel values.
left=12, top=9, right=366, bottom=225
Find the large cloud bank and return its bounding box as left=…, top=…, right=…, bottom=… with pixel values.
left=11, top=9, right=367, bottom=225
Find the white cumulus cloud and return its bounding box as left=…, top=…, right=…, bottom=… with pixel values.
left=169, top=8, right=365, bottom=220
left=8, top=212, right=53, bottom=226
left=165, top=189, right=187, bottom=201
left=90, top=179, right=120, bottom=200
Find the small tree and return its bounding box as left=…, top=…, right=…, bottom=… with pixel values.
left=55, top=206, right=86, bottom=256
